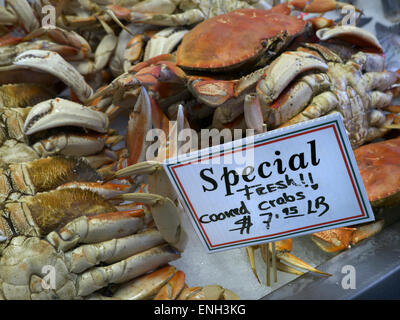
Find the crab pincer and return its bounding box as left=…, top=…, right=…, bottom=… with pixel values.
left=4, top=50, right=93, bottom=103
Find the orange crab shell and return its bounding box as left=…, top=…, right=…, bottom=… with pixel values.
left=354, top=137, right=400, bottom=207
left=176, top=9, right=307, bottom=72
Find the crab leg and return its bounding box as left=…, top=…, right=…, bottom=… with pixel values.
left=275, top=261, right=305, bottom=276
left=153, top=270, right=186, bottom=300
left=46, top=209, right=146, bottom=252
left=88, top=58, right=185, bottom=104
left=279, top=91, right=339, bottom=128
left=279, top=68, right=398, bottom=132
left=316, top=25, right=383, bottom=53
left=312, top=227, right=356, bottom=253
left=71, top=33, right=118, bottom=75
left=362, top=72, right=398, bottom=92
left=110, top=25, right=146, bottom=77
left=277, top=251, right=331, bottom=276
left=153, top=104, right=185, bottom=162
left=123, top=34, right=147, bottom=70
left=0, top=5, right=18, bottom=26
left=248, top=72, right=331, bottom=129
left=184, top=285, right=240, bottom=300
left=31, top=132, right=111, bottom=158
left=289, top=0, right=359, bottom=13
left=65, top=228, right=166, bottom=273
left=350, top=52, right=385, bottom=73
left=311, top=220, right=384, bottom=252
left=104, top=265, right=177, bottom=300
left=109, top=160, right=179, bottom=201
left=246, top=239, right=330, bottom=281
left=257, top=51, right=329, bottom=106
left=108, top=160, right=162, bottom=178
left=76, top=244, right=179, bottom=297
left=351, top=220, right=385, bottom=245
left=274, top=239, right=331, bottom=276
left=0, top=31, right=24, bottom=47
left=246, top=246, right=261, bottom=283
left=6, top=0, right=39, bottom=32
left=23, top=26, right=92, bottom=60
left=107, top=0, right=179, bottom=21
left=144, top=27, right=188, bottom=61
left=56, top=182, right=133, bottom=199
left=119, top=8, right=206, bottom=26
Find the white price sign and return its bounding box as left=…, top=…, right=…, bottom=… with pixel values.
left=163, top=114, right=375, bottom=253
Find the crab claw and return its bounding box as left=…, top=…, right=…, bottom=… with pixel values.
left=127, top=86, right=153, bottom=166
left=276, top=251, right=331, bottom=276
left=316, top=25, right=383, bottom=53
left=56, top=182, right=133, bottom=200
left=86, top=72, right=140, bottom=105
left=289, top=0, right=343, bottom=12
left=246, top=246, right=261, bottom=283
left=257, top=51, right=328, bottom=105
left=244, top=94, right=265, bottom=134
left=274, top=239, right=330, bottom=276
left=113, top=193, right=187, bottom=252
left=311, top=221, right=384, bottom=252
left=106, top=265, right=178, bottom=300
left=13, top=50, right=93, bottom=102
left=23, top=98, right=109, bottom=135
left=107, top=104, right=187, bottom=201
left=246, top=239, right=330, bottom=282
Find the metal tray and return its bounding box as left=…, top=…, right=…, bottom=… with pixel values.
left=262, top=209, right=400, bottom=300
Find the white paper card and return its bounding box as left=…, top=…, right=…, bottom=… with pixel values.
left=163, top=114, right=375, bottom=253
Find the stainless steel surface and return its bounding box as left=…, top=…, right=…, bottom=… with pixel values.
left=262, top=218, right=400, bottom=300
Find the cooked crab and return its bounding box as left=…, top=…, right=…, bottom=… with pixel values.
left=108, top=0, right=259, bottom=27
left=0, top=152, right=189, bottom=300
left=0, top=49, right=94, bottom=102
left=0, top=155, right=135, bottom=203
left=311, top=137, right=400, bottom=252
left=245, top=28, right=398, bottom=148
left=0, top=94, right=123, bottom=166
left=89, top=264, right=240, bottom=300
left=108, top=0, right=352, bottom=27
left=87, top=2, right=356, bottom=133
left=102, top=89, right=331, bottom=283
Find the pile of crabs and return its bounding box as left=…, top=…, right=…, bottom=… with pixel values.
left=0, top=0, right=399, bottom=300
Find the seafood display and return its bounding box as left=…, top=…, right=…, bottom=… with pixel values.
left=0, top=0, right=398, bottom=300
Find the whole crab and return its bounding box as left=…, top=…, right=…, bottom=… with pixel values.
left=244, top=29, right=397, bottom=148
left=311, top=136, right=400, bottom=253
left=85, top=1, right=399, bottom=284
left=0, top=153, right=170, bottom=299
left=0, top=152, right=239, bottom=300
left=0, top=83, right=122, bottom=167
left=108, top=0, right=266, bottom=26
left=89, top=0, right=391, bottom=148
